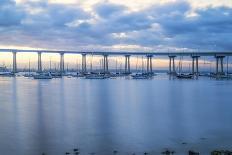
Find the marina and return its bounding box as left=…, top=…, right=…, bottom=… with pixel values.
left=0, top=49, right=232, bottom=80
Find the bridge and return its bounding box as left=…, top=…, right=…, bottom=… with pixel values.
left=0, top=49, right=232, bottom=76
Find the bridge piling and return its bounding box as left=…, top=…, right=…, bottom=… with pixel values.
left=192, top=57, right=195, bottom=74
left=220, top=57, right=224, bottom=73
left=82, top=54, right=87, bottom=74
left=215, top=56, right=225, bottom=75
left=103, top=55, right=109, bottom=74
left=60, top=53, right=65, bottom=74
left=196, top=57, right=199, bottom=76
left=169, top=56, right=176, bottom=75
left=125, top=55, right=130, bottom=74
left=12, top=52, right=17, bottom=73
left=191, top=56, right=200, bottom=76
left=146, top=55, right=153, bottom=74
left=37, top=52, right=42, bottom=73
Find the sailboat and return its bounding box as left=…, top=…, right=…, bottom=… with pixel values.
left=85, top=73, right=109, bottom=79
left=24, top=60, right=34, bottom=77
left=0, top=63, right=15, bottom=77
left=33, top=72, right=53, bottom=79
left=47, top=58, right=62, bottom=78
left=85, top=58, right=109, bottom=79
left=0, top=67, right=15, bottom=77
left=111, top=59, right=122, bottom=77
left=176, top=56, right=193, bottom=79
left=199, top=58, right=210, bottom=77
left=89, top=54, right=96, bottom=75
left=131, top=56, right=151, bottom=79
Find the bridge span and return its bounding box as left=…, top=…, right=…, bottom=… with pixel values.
left=0, top=49, right=232, bottom=76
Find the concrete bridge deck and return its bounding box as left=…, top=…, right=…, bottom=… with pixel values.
left=0, top=49, right=232, bottom=56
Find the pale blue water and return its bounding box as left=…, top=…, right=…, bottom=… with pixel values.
left=0, top=75, right=232, bottom=155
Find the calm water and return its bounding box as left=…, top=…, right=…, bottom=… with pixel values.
left=0, top=75, right=232, bottom=155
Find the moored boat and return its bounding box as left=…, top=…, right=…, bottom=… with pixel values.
left=0, top=67, right=15, bottom=77
left=51, top=72, right=62, bottom=78
left=0, top=72, right=15, bottom=77
left=176, top=73, right=193, bottom=79
left=23, top=73, right=34, bottom=77
left=85, top=74, right=110, bottom=79
left=33, top=72, right=52, bottom=79
left=131, top=73, right=152, bottom=79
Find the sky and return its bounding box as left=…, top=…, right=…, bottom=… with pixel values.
left=0, top=0, right=232, bottom=69
left=0, top=0, right=232, bottom=52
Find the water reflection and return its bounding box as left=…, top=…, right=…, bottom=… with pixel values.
left=0, top=76, right=232, bottom=155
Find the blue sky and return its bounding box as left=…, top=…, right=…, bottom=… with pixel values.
left=0, top=0, right=232, bottom=52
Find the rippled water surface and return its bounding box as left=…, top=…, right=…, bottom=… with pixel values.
left=0, top=75, right=232, bottom=155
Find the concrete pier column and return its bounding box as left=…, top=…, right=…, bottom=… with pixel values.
left=169, top=57, right=171, bottom=74
left=103, top=56, right=105, bottom=72
left=147, top=56, right=149, bottom=73
left=82, top=54, right=87, bottom=74
left=12, top=52, right=17, bottom=73
left=192, top=57, right=195, bottom=74
left=103, top=55, right=108, bottom=73
left=38, top=52, right=42, bottom=73
left=172, top=57, right=175, bottom=73
left=215, top=56, right=225, bottom=75
left=220, top=57, right=224, bottom=73
left=128, top=56, right=130, bottom=73
left=106, top=55, right=109, bottom=73
left=125, top=55, right=130, bottom=74
left=216, top=57, right=219, bottom=75
left=125, top=56, right=128, bottom=73
left=150, top=56, right=153, bottom=73
left=60, top=53, right=65, bottom=74
left=191, top=56, right=200, bottom=76
left=168, top=56, right=176, bottom=74
left=196, top=57, right=199, bottom=76
left=146, top=55, right=153, bottom=73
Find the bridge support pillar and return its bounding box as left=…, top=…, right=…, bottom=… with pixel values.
left=146, top=55, right=153, bottom=74
left=169, top=56, right=176, bottom=75
left=103, top=55, right=109, bottom=74
left=82, top=54, right=87, bottom=74
left=125, top=55, right=131, bottom=74
left=60, top=53, right=65, bottom=74
left=38, top=52, right=42, bottom=73
left=215, top=56, right=225, bottom=75
left=12, top=52, right=17, bottom=73
left=191, top=56, right=200, bottom=76
left=196, top=57, right=199, bottom=76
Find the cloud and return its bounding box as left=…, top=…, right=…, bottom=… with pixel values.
left=94, top=2, right=127, bottom=18
left=0, top=0, right=25, bottom=27
left=0, top=0, right=232, bottom=52
left=150, top=3, right=232, bottom=50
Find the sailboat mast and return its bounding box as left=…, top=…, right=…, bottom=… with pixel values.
left=66, top=63, right=69, bottom=72
left=142, top=56, right=144, bottom=73
left=115, top=59, right=118, bottom=73
left=99, top=59, right=102, bottom=72
left=227, top=56, right=229, bottom=75
left=90, top=55, right=93, bottom=72
left=136, top=56, right=138, bottom=73
left=29, top=59, right=31, bottom=73
left=49, top=57, right=52, bottom=72
left=76, top=59, right=79, bottom=72
left=119, top=61, right=122, bottom=74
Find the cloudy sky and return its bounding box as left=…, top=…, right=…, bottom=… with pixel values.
left=0, top=0, right=232, bottom=52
